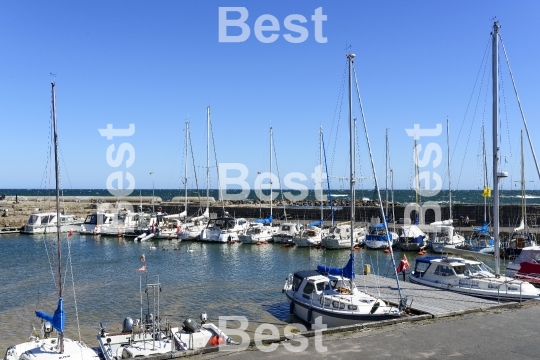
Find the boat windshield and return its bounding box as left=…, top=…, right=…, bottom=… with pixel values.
left=457, top=263, right=490, bottom=275
left=516, top=250, right=540, bottom=264
left=282, top=225, right=290, bottom=231
left=28, top=215, right=40, bottom=225
left=41, top=215, right=55, bottom=225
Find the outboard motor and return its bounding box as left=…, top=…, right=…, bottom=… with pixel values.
left=43, top=321, right=52, bottom=339
left=200, top=312, right=208, bottom=324
left=123, top=317, right=133, bottom=333
left=182, top=318, right=199, bottom=333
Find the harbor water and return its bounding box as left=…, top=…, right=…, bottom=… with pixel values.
left=0, top=232, right=509, bottom=353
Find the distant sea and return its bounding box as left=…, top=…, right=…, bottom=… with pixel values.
left=1, top=189, right=540, bottom=205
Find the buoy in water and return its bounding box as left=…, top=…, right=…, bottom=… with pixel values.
left=285, top=243, right=290, bottom=247
left=257, top=242, right=262, bottom=245
left=417, top=250, right=426, bottom=255
left=263, top=241, right=268, bottom=244
left=354, top=245, right=360, bottom=250
left=384, top=248, right=390, bottom=253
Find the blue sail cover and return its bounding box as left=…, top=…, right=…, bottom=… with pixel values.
left=473, top=222, right=490, bottom=235
left=308, top=220, right=323, bottom=227
left=36, top=297, right=65, bottom=332
left=253, top=214, right=272, bottom=224
left=317, top=254, right=355, bottom=279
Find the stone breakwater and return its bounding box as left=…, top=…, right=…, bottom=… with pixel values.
left=2, top=197, right=540, bottom=236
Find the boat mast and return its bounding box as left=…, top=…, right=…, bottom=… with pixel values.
left=347, top=54, right=355, bottom=253
left=270, top=126, right=273, bottom=221
left=385, top=129, right=389, bottom=218
left=521, top=130, right=527, bottom=234
left=482, top=124, right=488, bottom=223
left=492, top=21, right=501, bottom=275
left=447, top=119, right=452, bottom=220
left=414, top=135, right=420, bottom=206
left=51, top=82, right=64, bottom=353
left=320, top=125, right=324, bottom=224
left=185, top=122, right=189, bottom=214
left=206, top=107, right=210, bottom=213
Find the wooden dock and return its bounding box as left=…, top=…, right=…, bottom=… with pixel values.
left=353, top=275, right=513, bottom=317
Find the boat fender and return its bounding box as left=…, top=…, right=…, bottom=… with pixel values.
left=369, top=301, right=380, bottom=314
left=289, top=301, right=295, bottom=315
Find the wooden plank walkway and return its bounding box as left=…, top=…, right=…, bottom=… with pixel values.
left=353, top=275, right=508, bottom=316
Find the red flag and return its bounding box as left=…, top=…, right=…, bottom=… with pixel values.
left=396, top=254, right=410, bottom=273
left=68, top=228, right=73, bottom=237
left=135, top=264, right=146, bottom=273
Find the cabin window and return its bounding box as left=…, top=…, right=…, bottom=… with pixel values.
left=238, top=220, right=246, bottom=225
left=292, top=277, right=302, bottom=292
left=332, top=301, right=345, bottom=309
left=434, top=265, right=454, bottom=277
left=324, top=298, right=331, bottom=306
left=41, top=215, right=54, bottom=225
left=316, top=282, right=326, bottom=292
left=454, top=265, right=466, bottom=275
left=282, top=225, right=290, bottom=231
left=303, top=282, right=315, bottom=295
left=28, top=215, right=40, bottom=225
left=348, top=305, right=357, bottom=310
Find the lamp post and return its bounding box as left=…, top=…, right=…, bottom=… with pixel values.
left=150, top=172, right=155, bottom=213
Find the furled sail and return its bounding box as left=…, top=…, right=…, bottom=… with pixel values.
left=35, top=298, right=65, bottom=332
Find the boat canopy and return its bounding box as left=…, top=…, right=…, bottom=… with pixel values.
left=515, top=247, right=540, bottom=264
left=254, top=214, right=272, bottom=224
left=429, top=219, right=453, bottom=226
left=317, top=254, right=355, bottom=279
left=401, top=225, right=425, bottom=238
left=473, top=222, right=490, bottom=234
left=415, top=256, right=443, bottom=264
left=308, top=220, right=323, bottom=227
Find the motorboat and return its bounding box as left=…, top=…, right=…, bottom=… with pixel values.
left=292, top=225, right=326, bottom=247
left=364, top=223, right=398, bottom=249
left=321, top=223, right=366, bottom=249
left=21, top=212, right=81, bottom=234
left=239, top=222, right=275, bottom=244
left=429, top=221, right=465, bottom=253
left=505, top=246, right=540, bottom=286
left=409, top=256, right=539, bottom=301
left=79, top=211, right=115, bottom=235
left=272, top=222, right=302, bottom=243
left=200, top=217, right=248, bottom=243
left=398, top=224, right=427, bottom=251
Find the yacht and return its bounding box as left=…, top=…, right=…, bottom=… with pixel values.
left=364, top=223, right=398, bottom=249
left=200, top=217, right=248, bottom=243
left=505, top=246, right=540, bottom=286
left=398, top=224, right=427, bottom=251
left=321, top=223, right=366, bottom=249
left=409, top=256, right=539, bottom=301
left=239, top=222, right=275, bottom=244
left=430, top=220, right=465, bottom=253
left=272, top=222, right=302, bottom=243
left=22, top=212, right=81, bottom=234
left=292, top=225, right=326, bottom=247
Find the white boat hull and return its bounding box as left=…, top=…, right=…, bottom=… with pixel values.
left=5, top=337, right=98, bottom=360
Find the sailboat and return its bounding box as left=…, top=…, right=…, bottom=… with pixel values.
left=240, top=127, right=280, bottom=244
left=430, top=120, right=465, bottom=253
left=180, top=108, right=212, bottom=241
left=4, top=83, right=99, bottom=359
left=293, top=127, right=329, bottom=247
left=200, top=107, right=248, bottom=242
left=365, top=131, right=399, bottom=249
left=283, top=53, right=402, bottom=328
left=411, top=22, right=540, bottom=300
left=503, top=130, right=536, bottom=258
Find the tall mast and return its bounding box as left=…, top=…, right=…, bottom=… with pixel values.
left=492, top=21, right=501, bottom=275
left=206, top=107, right=210, bottom=211
left=347, top=54, right=355, bottom=250
left=319, top=125, right=324, bottom=223
left=521, top=130, right=526, bottom=234
left=385, top=129, right=389, bottom=218
left=414, top=136, right=419, bottom=206
left=185, top=122, right=189, bottom=214
left=51, top=82, right=64, bottom=353
left=270, top=126, right=273, bottom=221
left=482, top=124, right=488, bottom=223
left=447, top=119, right=452, bottom=220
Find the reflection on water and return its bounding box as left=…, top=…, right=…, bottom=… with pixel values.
left=0, top=234, right=505, bottom=352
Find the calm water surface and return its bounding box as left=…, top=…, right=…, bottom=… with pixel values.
left=0, top=233, right=507, bottom=352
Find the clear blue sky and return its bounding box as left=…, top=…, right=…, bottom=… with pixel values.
left=1, top=1, right=539, bottom=195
